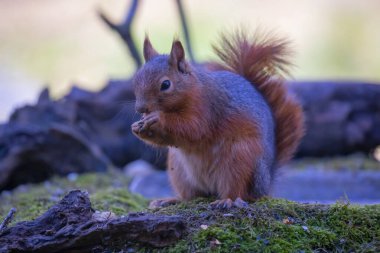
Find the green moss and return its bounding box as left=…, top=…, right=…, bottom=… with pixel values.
left=0, top=187, right=56, bottom=225
left=91, top=188, right=148, bottom=215
left=1, top=172, right=379, bottom=252
left=0, top=170, right=147, bottom=224
left=155, top=198, right=380, bottom=253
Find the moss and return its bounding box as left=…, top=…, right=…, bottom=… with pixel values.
left=1, top=172, right=379, bottom=252
left=0, top=170, right=147, bottom=224
left=0, top=186, right=55, bottom=224
left=91, top=188, right=148, bottom=215
left=154, top=198, right=380, bottom=253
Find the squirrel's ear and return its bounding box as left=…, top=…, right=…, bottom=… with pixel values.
left=143, top=36, right=158, bottom=62
left=169, top=40, right=189, bottom=73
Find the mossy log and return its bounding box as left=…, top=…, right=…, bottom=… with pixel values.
left=1, top=187, right=380, bottom=252
left=0, top=190, right=185, bottom=253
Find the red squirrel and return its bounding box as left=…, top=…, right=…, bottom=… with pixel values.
left=131, top=30, right=304, bottom=209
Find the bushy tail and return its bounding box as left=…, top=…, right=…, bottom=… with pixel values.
left=212, top=29, right=304, bottom=166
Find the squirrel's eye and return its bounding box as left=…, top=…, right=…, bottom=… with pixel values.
left=160, top=80, right=171, bottom=91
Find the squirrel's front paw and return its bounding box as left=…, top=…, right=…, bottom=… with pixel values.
left=132, top=112, right=160, bottom=137
left=131, top=112, right=169, bottom=145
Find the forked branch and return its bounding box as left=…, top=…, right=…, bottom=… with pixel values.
left=98, top=0, right=142, bottom=68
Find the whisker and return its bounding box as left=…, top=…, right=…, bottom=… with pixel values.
left=109, top=99, right=136, bottom=107
left=131, top=111, right=140, bottom=122
left=110, top=105, right=138, bottom=122
left=92, top=98, right=139, bottom=124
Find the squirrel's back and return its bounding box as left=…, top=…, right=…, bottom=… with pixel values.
left=207, top=69, right=275, bottom=155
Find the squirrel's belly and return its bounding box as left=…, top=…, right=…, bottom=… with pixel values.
left=171, top=145, right=224, bottom=195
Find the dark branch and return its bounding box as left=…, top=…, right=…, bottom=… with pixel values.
left=0, top=208, right=16, bottom=233
left=98, top=0, right=142, bottom=68
left=175, top=0, right=195, bottom=62
left=124, top=0, right=139, bottom=28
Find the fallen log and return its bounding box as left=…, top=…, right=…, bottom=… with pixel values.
left=0, top=190, right=185, bottom=253
left=291, top=81, right=380, bottom=157
left=0, top=89, right=110, bottom=191
left=0, top=83, right=165, bottom=191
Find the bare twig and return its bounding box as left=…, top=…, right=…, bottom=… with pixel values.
left=98, top=0, right=142, bottom=68
left=175, top=0, right=195, bottom=62
left=0, top=208, right=16, bottom=233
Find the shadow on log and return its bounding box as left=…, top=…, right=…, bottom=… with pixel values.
left=0, top=190, right=185, bottom=252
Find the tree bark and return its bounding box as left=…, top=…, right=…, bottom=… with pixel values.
left=0, top=190, right=185, bottom=253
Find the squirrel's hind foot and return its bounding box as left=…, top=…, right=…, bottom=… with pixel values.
left=210, top=197, right=249, bottom=209
left=149, top=197, right=180, bottom=209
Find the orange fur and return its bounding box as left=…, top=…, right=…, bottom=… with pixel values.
left=212, top=30, right=305, bottom=166
left=167, top=113, right=262, bottom=200
left=160, top=85, right=214, bottom=146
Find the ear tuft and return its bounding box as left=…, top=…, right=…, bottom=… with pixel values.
left=143, top=36, right=158, bottom=62
left=169, top=40, right=188, bottom=73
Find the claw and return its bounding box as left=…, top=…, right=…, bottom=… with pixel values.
left=210, top=198, right=249, bottom=209
left=149, top=198, right=180, bottom=209
left=210, top=199, right=233, bottom=209
left=131, top=121, right=142, bottom=135
left=234, top=197, right=248, bottom=208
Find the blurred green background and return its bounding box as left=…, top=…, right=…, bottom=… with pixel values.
left=0, top=0, right=380, bottom=120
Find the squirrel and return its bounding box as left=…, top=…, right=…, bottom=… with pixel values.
left=131, top=29, right=304, bottom=209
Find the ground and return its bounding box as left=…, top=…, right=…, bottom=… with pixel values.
left=0, top=168, right=379, bottom=252
left=156, top=199, right=380, bottom=253
left=0, top=170, right=147, bottom=224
